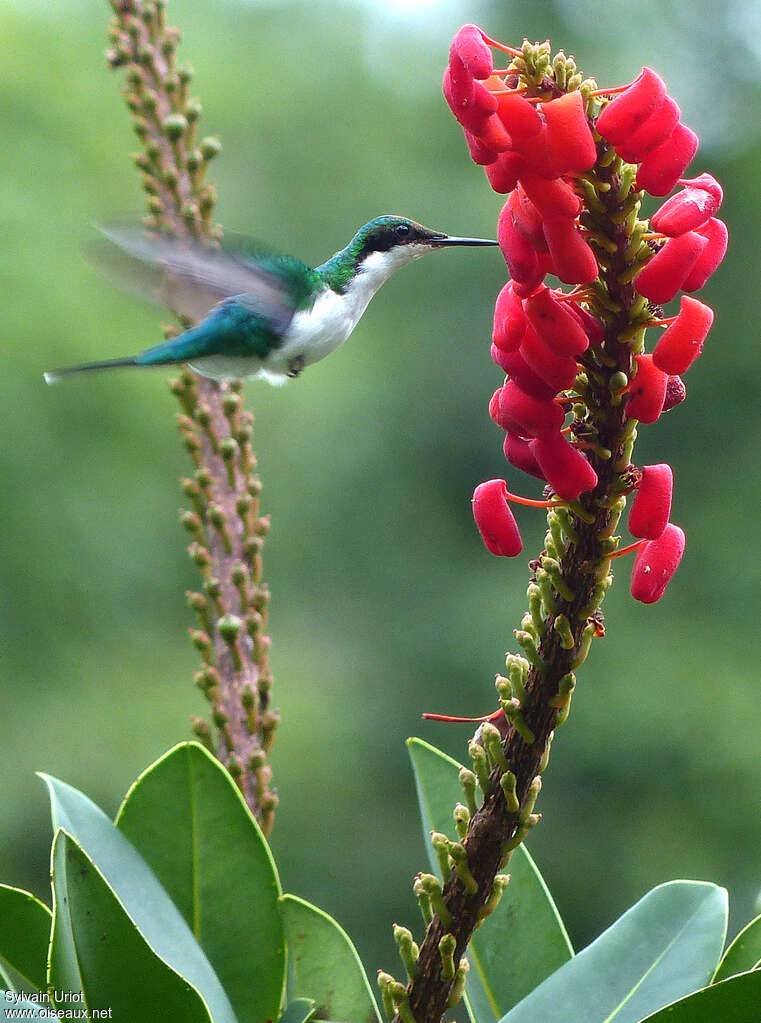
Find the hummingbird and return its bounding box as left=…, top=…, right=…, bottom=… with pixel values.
left=44, top=216, right=497, bottom=385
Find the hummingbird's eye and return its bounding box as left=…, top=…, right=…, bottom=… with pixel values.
left=395, top=223, right=411, bottom=238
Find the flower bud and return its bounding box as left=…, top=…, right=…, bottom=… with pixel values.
left=662, top=375, right=687, bottom=412
left=542, top=90, right=597, bottom=173
left=628, top=463, right=673, bottom=539
left=519, top=325, right=579, bottom=392
left=452, top=24, right=493, bottom=79
left=485, top=150, right=523, bottom=192
left=503, top=432, right=545, bottom=479
left=497, top=379, right=566, bottom=437
left=630, top=523, right=685, bottom=603
left=616, top=95, right=681, bottom=163
left=635, top=122, right=699, bottom=197
left=490, top=346, right=557, bottom=399
left=635, top=231, right=708, bottom=304
left=651, top=173, right=723, bottom=236
left=542, top=218, right=599, bottom=285
left=493, top=282, right=526, bottom=352
left=472, top=479, right=523, bottom=557
left=681, top=218, right=728, bottom=292
left=529, top=432, right=598, bottom=499
left=523, top=286, right=590, bottom=355
left=596, top=68, right=667, bottom=145
left=625, top=354, right=668, bottom=423
left=652, top=296, right=714, bottom=374
left=519, top=170, right=582, bottom=219
left=464, top=129, right=497, bottom=166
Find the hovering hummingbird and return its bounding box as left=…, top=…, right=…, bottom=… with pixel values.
left=44, top=216, right=497, bottom=385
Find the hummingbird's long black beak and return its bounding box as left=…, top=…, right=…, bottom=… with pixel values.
left=430, top=233, right=499, bottom=247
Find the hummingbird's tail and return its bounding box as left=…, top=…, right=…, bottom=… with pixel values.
left=43, top=356, right=139, bottom=385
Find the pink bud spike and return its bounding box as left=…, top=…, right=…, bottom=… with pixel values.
left=523, top=286, right=591, bottom=355
left=497, top=379, right=566, bottom=437
left=629, top=464, right=673, bottom=539
left=630, top=523, right=685, bottom=603
left=542, top=90, right=597, bottom=174
left=529, top=432, right=598, bottom=500
left=682, top=218, right=728, bottom=292
left=652, top=296, right=714, bottom=375
left=635, top=122, right=699, bottom=196
left=542, top=218, right=599, bottom=285
left=625, top=354, right=668, bottom=423
left=452, top=24, right=494, bottom=80
left=635, top=231, right=708, bottom=304
left=651, top=173, right=723, bottom=235
left=596, top=67, right=667, bottom=146
left=616, top=95, right=681, bottom=163
left=472, top=479, right=523, bottom=557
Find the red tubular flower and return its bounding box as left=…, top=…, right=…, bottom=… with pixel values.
left=652, top=296, right=714, bottom=374
left=485, top=150, right=523, bottom=192
left=497, top=379, right=566, bottom=437
left=542, top=90, right=597, bottom=173
left=625, top=354, right=668, bottom=423
left=634, top=231, right=708, bottom=304
left=662, top=374, right=687, bottom=412
left=519, top=170, right=582, bottom=219
left=630, top=523, right=685, bottom=603
left=628, top=463, right=673, bottom=539
left=510, top=187, right=549, bottom=251
left=443, top=68, right=511, bottom=150
left=523, top=286, right=591, bottom=356
left=490, top=345, right=557, bottom=399
left=568, top=303, right=606, bottom=347
left=510, top=122, right=559, bottom=179
left=494, top=90, right=542, bottom=140
left=452, top=24, right=493, bottom=79
left=615, top=95, right=680, bottom=163
left=542, top=218, right=599, bottom=285
left=472, top=479, right=523, bottom=556
left=464, top=130, right=498, bottom=166
left=492, top=281, right=526, bottom=352
left=503, top=432, right=545, bottom=479
left=635, top=122, right=699, bottom=196
left=682, top=218, right=728, bottom=292
left=651, top=173, right=723, bottom=235
left=529, top=432, right=598, bottom=499
left=498, top=202, right=546, bottom=290
left=596, top=67, right=667, bottom=145
left=520, top=325, right=579, bottom=392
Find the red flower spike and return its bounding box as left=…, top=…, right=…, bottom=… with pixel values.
left=682, top=217, right=728, bottom=292
left=596, top=67, right=667, bottom=146
left=542, top=90, right=597, bottom=173
left=464, top=129, right=498, bottom=166
left=494, top=90, right=543, bottom=140
left=524, top=286, right=591, bottom=356
left=490, top=345, right=557, bottom=399
left=529, top=432, right=598, bottom=500
left=635, top=122, right=699, bottom=196
left=652, top=295, right=714, bottom=374
left=485, top=150, right=523, bottom=192
left=616, top=95, right=681, bottom=163
left=625, top=354, right=668, bottom=423
left=510, top=187, right=549, bottom=252
left=498, top=379, right=566, bottom=437
left=520, top=325, right=579, bottom=392
left=634, top=231, right=708, bottom=304
left=493, top=281, right=526, bottom=352
left=498, top=203, right=545, bottom=287
left=542, top=218, right=599, bottom=285
left=452, top=24, right=494, bottom=80
left=651, top=173, right=723, bottom=236
left=629, top=463, right=673, bottom=539
left=568, top=303, right=606, bottom=347
left=662, top=375, right=687, bottom=412
left=519, top=170, right=582, bottom=220
left=503, top=432, right=546, bottom=480
left=630, top=523, right=685, bottom=603
left=472, top=479, right=523, bottom=557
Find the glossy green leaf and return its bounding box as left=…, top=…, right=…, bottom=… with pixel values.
left=407, top=737, right=572, bottom=1023
left=0, top=885, right=51, bottom=993
left=116, top=742, right=285, bottom=1023
left=0, top=993, right=50, bottom=1019
left=280, top=998, right=316, bottom=1023
left=640, top=969, right=761, bottom=1021
left=279, top=894, right=381, bottom=1023
left=712, top=913, right=761, bottom=982
left=40, top=772, right=237, bottom=1023
left=49, top=829, right=212, bottom=1022
left=499, top=881, right=727, bottom=1023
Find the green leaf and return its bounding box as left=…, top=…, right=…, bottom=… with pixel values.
left=49, top=829, right=213, bottom=1022
left=712, top=913, right=761, bottom=982
left=0, top=885, right=51, bottom=993
left=279, top=894, right=381, bottom=1023
left=498, top=880, right=727, bottom=1023
left=40, top=772, right=237, bottom=1023
left=639, top=969, right=761, bottom=1022
left=116, top=742, right=285, bottom=1023
left=279, top=998, right=316, bottom=1023
left=407, top=737, right=573, bottom=1023
left=0, top=993, right=50, bottom=1019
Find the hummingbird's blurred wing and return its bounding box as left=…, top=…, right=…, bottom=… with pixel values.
left=87, top=224, right=309, bottom=333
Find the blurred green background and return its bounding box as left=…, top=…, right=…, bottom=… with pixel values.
left=2, top=0, right=759, bottom=983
